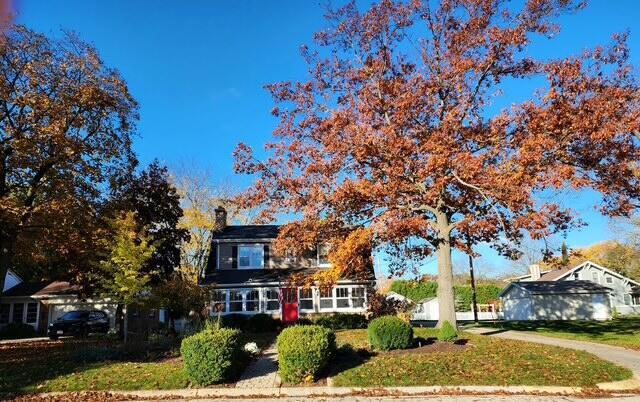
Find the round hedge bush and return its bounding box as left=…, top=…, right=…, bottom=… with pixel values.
left=367, top=315, right=413, bottom=350
left=277, top=325, right=335, bottom=384
left=180, top=327, right=242, bottom=385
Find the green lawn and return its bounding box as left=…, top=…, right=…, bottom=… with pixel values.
left=330, top=328, right=632, bottom=387
left=477, top=318, right=640, bottom=351
left=0, top=332, right=275, bottom=393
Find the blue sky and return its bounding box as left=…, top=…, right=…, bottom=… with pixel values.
left=15, top=1, right=640, bottom=278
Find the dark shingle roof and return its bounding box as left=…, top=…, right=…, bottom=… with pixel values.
left=211, top=225, right=281, bottom=240
left=2, top=282, right=49, bottom=297
left=509, top=280, right=611, bottom=295
left=201, top=268, right=374, bottom=287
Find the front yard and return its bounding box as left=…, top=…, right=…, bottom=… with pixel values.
left=329, top=328, right=632, bottom=387
left=478, top=318, right=640, bottom=351
left=0, top=332, right=275, bottom=393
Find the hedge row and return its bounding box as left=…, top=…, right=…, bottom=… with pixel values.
left=389, top=281, right=502, bottom=311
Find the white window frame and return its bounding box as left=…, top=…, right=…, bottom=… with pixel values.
left=25, top=302, right=38, bottom=324
left=335, top=287, right=350, bottom=309
left=238, top=244, right=265, bottom=269
left=605, top=276, right=613, bottom=285
left=351, top=287, right=366, bottom=308
left=245, top=289, right=260, bottom=312
left=228, top=290, right=244, bottom=312
left=264, top=288, right=280, bottom=312
left=319, top=287, right=334, bottom=310
left=212, top=290, right=228, bottom=313
left=623, top=293, right=632, bottom=306
left=317, top=244, right=332, bottom=268
left=299, top=288, right=315, bottom=312
left=591, top=272, right=599, bottom=283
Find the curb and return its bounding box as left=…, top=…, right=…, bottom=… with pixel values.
left=31, top=380, right=640, bottom=400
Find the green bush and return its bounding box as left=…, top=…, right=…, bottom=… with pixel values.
left=180, top=327, right=242, bottom=385
left=0, top=322, right=36, bottom=339
left=313, top=313, right=367, bottom=330
left=437, top=321, right=458, bottom=342
left=389, top=280, right=437, bottom=302
left=367, top=316, right=413, bottom=351
left=277, top=325, right=335, bottom=384
left=245, top=314, right=280, bottom=332
left=220, top=313, right=248, bottom=329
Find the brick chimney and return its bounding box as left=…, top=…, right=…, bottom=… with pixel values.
left=529, top=264, right=541, bottom=281
left=214, top=206, right=227, bottom=230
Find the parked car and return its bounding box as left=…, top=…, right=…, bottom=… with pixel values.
left=48, top=310, right=110, bottom=339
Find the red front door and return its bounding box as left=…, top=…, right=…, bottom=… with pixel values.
left=282, top=288, right=299, bottom=323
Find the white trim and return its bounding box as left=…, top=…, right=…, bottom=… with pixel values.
left=317, top=244, right=332, bottom=268
left=237, top=244, right=265, bottom=269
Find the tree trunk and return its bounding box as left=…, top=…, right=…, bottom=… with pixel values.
left=435, top=211, right=457, bottom=329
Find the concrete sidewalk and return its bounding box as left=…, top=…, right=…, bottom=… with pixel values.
left=235, top=341, right=281, bottom=388
left=467, top=327, right=640, bottom=381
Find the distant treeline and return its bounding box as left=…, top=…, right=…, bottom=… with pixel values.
left=389, top=280, right=503, bottom=311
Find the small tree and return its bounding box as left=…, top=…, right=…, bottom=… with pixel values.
left=100, top=212, right=156, bottom=341
left=152, top=273, right=210, bottom=333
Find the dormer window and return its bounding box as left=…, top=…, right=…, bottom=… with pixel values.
left=317, top=243, right=331, bottom=267
left=238, top=245, right=264, bottom=269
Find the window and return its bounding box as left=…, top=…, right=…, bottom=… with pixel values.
left=319, top=288, right=333, bottom=309
left=591, top=272, right=599, bottom=283
left=245, top=290, right=260, bottom=312
left=0, top=304, right=9, bottom=324
left=351, top=287, right=366, bottom=308
left=300, top=288, right=314, bottom=311
left=12, top=303, right=24, bottom=323
left=212, top=290, right=227, bottom=312
left=605, top=276, right=613, bottom=284
left=624, top=294, right=632, bottom=306
left=336, top=287, right=349, bottom=308
left=238, top=245, right=264, bottom=268
left=317, top=244, right=331, bottom=267
left=26, top=303, right=38, bottom=323
left=265, top=289, right=280, bottom=311
left=229, top=291, right=243, bottom=312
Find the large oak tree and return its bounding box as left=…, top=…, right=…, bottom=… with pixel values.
left=0, top=25, right=138, bottom=287
left=235, top=0, right=640, bottom=327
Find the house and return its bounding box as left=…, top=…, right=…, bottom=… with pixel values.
left=200, top=207, right=375, bottom=322
left=500, top=280, right=612, bottom=321
left=1, top=270, right=118, bottom=334
left=509, top=261, right=640, bottom=315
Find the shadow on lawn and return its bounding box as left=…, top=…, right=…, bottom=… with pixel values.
left=325, top=345, right=375, bottom=378
left=0, top=337, right=175, bottom=393
left=495, top=318, right=640, bottom=336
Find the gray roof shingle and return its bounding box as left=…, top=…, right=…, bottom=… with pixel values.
left=509, top=280, right=611, bottom=295
left=211, top=225, right=281, bottom=240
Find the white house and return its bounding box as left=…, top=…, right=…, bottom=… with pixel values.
left=386, top=291, right=502, bottom=321
left=500, top=280, right=612, bottom=321
left=509, top=261, right=640, bottom=316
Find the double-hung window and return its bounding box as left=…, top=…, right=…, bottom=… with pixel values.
left=605, top=276, right=613, bottom=285
left=12, top=303, right=23, bottom=323
left=212, top=290, right=227, bottom=313
left=26, top=303, right=38, bottom=323
left=238, top=245, right=264, bottom=269
left=300, top=288, right=314, bottom=311
left=317, top=244, right=331, bottom=267
left=265, top=289, right=280, bottom=311
left=245, top=290, right=260, bottom=312
left=591, top=272, right=599, bottom=283
left=229, top=291, right=243, bottom=312
left=319, top=288, right=333, bottom=310
left=0, top=304, right=9, bottom=324
left=336, top=287, right=350, bottom=308
left=351, top=287, right=366, bottom=308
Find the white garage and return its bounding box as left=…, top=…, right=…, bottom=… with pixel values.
left=500, top=281, right=611, bottom=321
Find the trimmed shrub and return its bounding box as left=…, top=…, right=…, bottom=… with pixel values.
left=245, top=314, right=281, bottom=332
left=277, top=325, right=336, bottom=384
left=313, top=313, right=367, bottom=330
left=367, top=315, right=413, bottom=351
left=437, top=320, right=458, bottom=342
left=220, top=313, right=248, bottom=329
left=181, top=327, right=242, bottom=385
left=0, top=322, right=36, bottom=339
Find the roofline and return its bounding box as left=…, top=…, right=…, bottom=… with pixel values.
left=212, top=238, right=277, bottom=243
left=552, top=261, right=640, bottom=286
left=499, top=280, right=612, bottom=297
left=202, top=279, right=375, bottom=288
left=503, top=270, right=554, bottom=283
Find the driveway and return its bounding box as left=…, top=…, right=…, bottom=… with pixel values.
left=468, top=327, right=640, bottom=379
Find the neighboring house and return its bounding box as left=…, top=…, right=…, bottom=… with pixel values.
left=509, top=261, right=640, bottom=315
left=386, top=291, right=502, bottom=321
left=1, top=270, right=118, bottom=334
left=200, top=207, right=375, bottom=322
left=500, top=281, right=612, bottom=321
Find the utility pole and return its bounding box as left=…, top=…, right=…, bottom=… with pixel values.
left=467, top=234, right=478, bottom=323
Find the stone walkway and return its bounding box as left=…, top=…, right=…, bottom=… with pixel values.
left=235, top=341, right=281, bottom=388
left=468, top=327, right=640, bottom=379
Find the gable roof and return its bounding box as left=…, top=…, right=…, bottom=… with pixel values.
left=500, top=280, right=611, bottom=297
left=33, top=281, right=77, bottom=297
left=211, top=225, right=281, bottom=240
left=507, top=260, right=640, bottom=287
left=1, top=282, right=49, bottom=297
left=201, top=267, right=375, bottom=287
